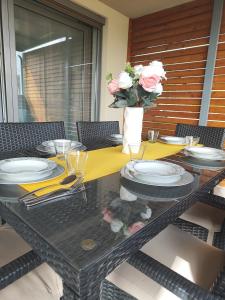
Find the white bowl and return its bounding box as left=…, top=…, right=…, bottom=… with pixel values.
left=130, top=160, right=185, bottom=184
left=160, top=136, right=186, bottom=145
left=41, top=140, right=83, bottom=154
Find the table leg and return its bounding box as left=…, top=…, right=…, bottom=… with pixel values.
left=61, top=283, right=78, bottom=300
left=79, top=279, right=102, bottom=300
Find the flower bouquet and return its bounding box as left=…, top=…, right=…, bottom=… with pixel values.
left=106, top=61, right=166, bottom=153
left=107, top=61, right=166, bottom=108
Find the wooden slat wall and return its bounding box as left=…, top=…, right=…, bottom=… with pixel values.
left=128, top=0, right=213, bottom=138
left=208, top=5, right=225, bottom=127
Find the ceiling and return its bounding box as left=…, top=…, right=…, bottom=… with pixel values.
left=99, top=0, right=193, bottom=18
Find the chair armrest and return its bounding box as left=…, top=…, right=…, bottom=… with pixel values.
left=197, top=192, right=225, bottom=210
left=0, top=250, right=42, bottom=290
left=128, top=251, right=222, bottom=300
left=173, top=218, right=208, bottom=241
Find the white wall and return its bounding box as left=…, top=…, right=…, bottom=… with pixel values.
left=71, top=0, right=129, bottom=128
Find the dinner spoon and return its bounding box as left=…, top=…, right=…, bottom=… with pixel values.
left=19, top=174, right=77, bottom=202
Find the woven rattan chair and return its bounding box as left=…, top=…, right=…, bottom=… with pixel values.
left=0, top=121, right=66, bottom=152
left=0, top=121, right=66, bottom=295
left=176, top=123, right=225, bottom=149
left=174, top=124, right=225, bottom=247
left=106, top=225, right=225, bottom=300
left=76, top=121, right=120, bottom=150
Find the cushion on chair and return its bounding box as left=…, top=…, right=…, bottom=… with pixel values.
left=0, top=224, right=31, bottom=267
left=214, top=181, right=225, bottom=198
left=0, top=225, right=63, bottom=299
left=107, top=225, right=225, bottom=300
left=180, top=203, right=225, bottom=244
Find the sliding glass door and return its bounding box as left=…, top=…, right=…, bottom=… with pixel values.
left=0, top=0, right=102, bottom=139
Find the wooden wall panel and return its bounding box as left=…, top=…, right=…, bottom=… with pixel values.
left=128, top=0, right=214, bottom=138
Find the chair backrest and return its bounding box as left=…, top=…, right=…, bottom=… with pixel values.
left=0, top=121, right=66, bottom=152
left=175, top=124, right=225, bottom=149
left=76, top=121, right=120, bottom=149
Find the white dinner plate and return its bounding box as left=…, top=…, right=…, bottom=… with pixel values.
left=0, top=157, right=57, bottom=181
left=159, top=136, right=187, bottom=145
left=37, top=141, right=85, bottom=154
left=126, top=160, right=185, bottom=184
left=185, top=147, right=225, bottom=161
left=121, top=164, right=193, bottom=187
left=42, top=140, right=82, bottom=148
left=0, top=165, right=64, bottom=184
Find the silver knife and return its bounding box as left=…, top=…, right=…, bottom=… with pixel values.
left=24, top=177, right=84, bottom=207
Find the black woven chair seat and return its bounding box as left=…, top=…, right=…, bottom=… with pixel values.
left=76, top=121, right=120, bottom=150
left=176, top=124, right=225, bottom=149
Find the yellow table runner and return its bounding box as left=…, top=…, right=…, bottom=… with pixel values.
left=21, top=142, right=185, bottom=195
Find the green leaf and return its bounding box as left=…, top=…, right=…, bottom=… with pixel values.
left=109, top=99, right=128, bottom=108
left=125, top=62, right=135, bottom=77
left=106, top=73, right=113, bottom=82
left=114, top=91, right=127, bottom=99
left=126, top=88, right=138, bottom=106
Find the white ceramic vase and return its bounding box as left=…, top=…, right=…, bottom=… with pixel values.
left=122, top=107, right=144, bottom=154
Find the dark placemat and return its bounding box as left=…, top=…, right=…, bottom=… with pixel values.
left=120, top=173, right=197, bottom=200
left=176, top=155, right=225, bottom=169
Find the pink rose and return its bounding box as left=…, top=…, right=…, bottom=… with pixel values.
left=139, top=74, right=160, bottom=92
left=107, top=79, right=120, bottom=95
left=102, top=208, right=113, bottom=223
left=128, top=222, right=145, bottom=234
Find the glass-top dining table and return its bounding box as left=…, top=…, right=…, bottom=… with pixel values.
left=0, top=142, right=225, bottom=299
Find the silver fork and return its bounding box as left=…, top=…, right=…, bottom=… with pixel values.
left=23, top=177, right=84, bottom=206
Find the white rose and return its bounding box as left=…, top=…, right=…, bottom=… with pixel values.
left=153, top=83, right=163, bottom=95
left=118, top=72, right=133, bottom=89
left=141, top=207, right=152, bottom=219
left=149, top=60, right=166, bottom=78
left=141, top=65, right=155, bottom=78
left=110, top=219, right=123, bottom=232
left=134, top=64, right=144, bottom=76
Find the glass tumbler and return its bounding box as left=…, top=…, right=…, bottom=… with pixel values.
left=185, top=136, right=200, bottom=146
left=67, top=150, right=88, bottom=177
left=128, top=142, right=146, bottom=161
left=148, top=130, right=159, bottom=143
left=53, top=139, right=72, bottom=156
left=53, top=139, right=72, bottom=172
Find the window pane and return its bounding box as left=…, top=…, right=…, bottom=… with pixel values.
left=14, top=4, right=94, bottom=139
